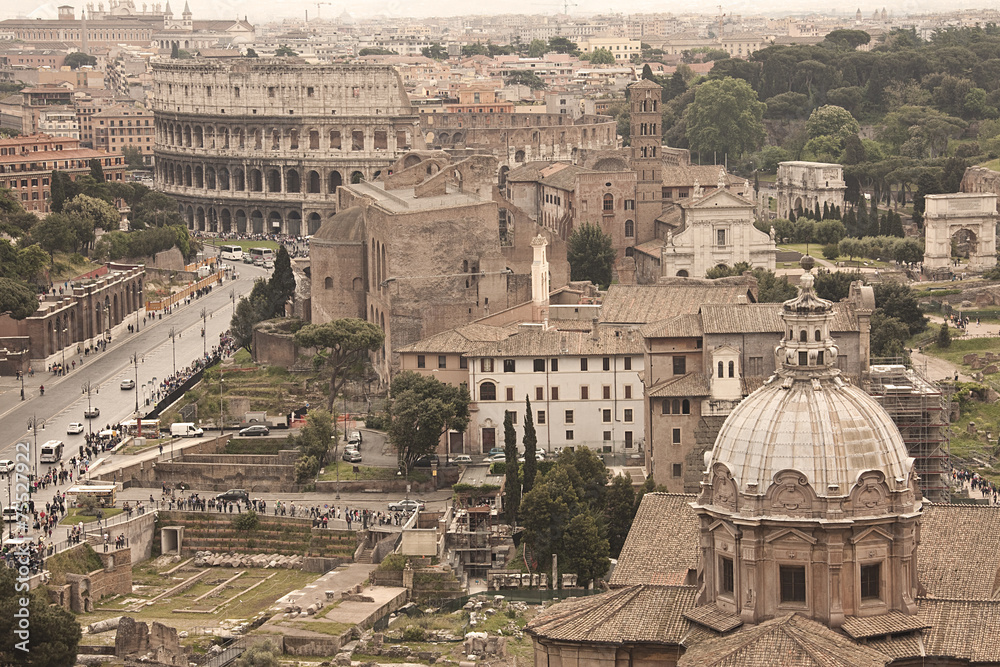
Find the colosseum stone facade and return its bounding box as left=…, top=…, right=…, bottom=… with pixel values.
left=424, top=112, right=618, bottom=167
left=152, top=59, right=424, bottom=237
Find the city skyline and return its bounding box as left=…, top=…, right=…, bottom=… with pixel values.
left=4, top=0, right=999, bottom=22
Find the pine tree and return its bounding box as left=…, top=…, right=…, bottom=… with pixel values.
left=503, top=411, right=520, bottom=524
left=522, top=397, right=538, bottom=494
left=89, top=158, right=105, bottom=183
left=937, top=322, right=951, bottom=348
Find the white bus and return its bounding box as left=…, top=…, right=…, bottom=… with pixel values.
left=249, top=247, right=275, bottom=265
left=220, top=245, right=243, bottom=261
left=40, top=440, right=64, bottom=463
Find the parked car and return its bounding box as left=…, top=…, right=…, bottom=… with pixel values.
left=2, top=507, right=18, bottom=522
left=215, top=489, right=249, bottom=503
left=242, top=253, right=252, bottom=264
left=487, top=447, right=505, bottom=458
left=0, top=460, right=14, bottom=474
left=120, top=379, right=135, bottom=390
left=263, top=259, right=274, bottom=269
left=486, top=453, right=507, bottom=463
left=347, top=430, right=363, bottom=446
left=387, top=499, right=424, bottom=512
left=239, top=425, right=270, bottom=436
left=452, top=454, right=473, bottom=464
left=66, top=422, right=85, bottom=435
left=84, top=407, right=100, bottom=419
left=413, top=454, right=439, bottom=467
left=342, top=450, right=362, bottom=463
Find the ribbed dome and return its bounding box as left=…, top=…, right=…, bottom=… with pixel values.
left=703, top=265, right=915, bottom=506
left=709, top=374, right=912, bottom=498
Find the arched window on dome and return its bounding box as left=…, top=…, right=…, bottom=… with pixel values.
left=815, top=329, right=822, bottom=341
left=682, top=399, right=690, bottom=414
left=718, top=361, right=724, bottom=378
left=799, top=330, right=807, bottom=342
left=479, top=382, right=497, bottom=401
left=728, top=361, right=735, bottom=378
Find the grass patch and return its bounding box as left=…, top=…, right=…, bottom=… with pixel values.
left=46, top=544, right=104, bottom=584
left=289, top=620, right=353, bottom=636
left=978, top=157, right=1000, bottom=171
left=922, top=337, right=1000, bottom=368
left=60, top=507, right=124, bottom=525
left=201, top=239, right=281, bottom=252
left=50, top=252, right=102, bottom=283
left=224, top=439, right=286, bottom=454
left=318, top=460, right=429, bottom=484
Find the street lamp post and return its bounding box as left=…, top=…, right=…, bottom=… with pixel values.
left=25, top=416, right=44, bottom=497
left=81, top=380, right=96, bottom=437
left=200, top=307, right=208, bottom=357
left=168, top=327, right=177, bottom=376
left=19, top=369, right=24, bottom=401
left=61, top=327, right=67, bottom=375
left=220, top=370, right=225, bottom=435
left=230, top=289, right=235, bottom=317
left=130, top=352, right=143, bottom=437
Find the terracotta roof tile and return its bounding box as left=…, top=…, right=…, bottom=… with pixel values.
left=916, top=598, right=1000, bottom=662
left=467, top=327, right=643, bottom=358
left=683, top=604, right=743, bottom=633
left=610, top=493, right=700, bottom=588
left=526, top=585, right=697, bottom=644
left=600, top=282, right=755, bottom=325
left=640, top=313, right=702, bottom=338
left=700, top=302, right=858, bottom=334
left=396, top=323, right=514, bottom=354
left=840, top=611, right=929, bottom=639
left=647, top=372, right=711, bottom=398
left=676, top=613, right=892, bottom=667
left=918, top=503, right=1000, bottom=600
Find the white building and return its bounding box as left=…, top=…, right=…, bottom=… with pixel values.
left=659, top=185, right=777, bottom=278
left=37, top=109, right=80, bottom=139
left=465, top=325, right=645, bottom=455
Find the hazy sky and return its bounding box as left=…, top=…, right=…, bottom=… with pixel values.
left=3, top=0, right=992, bottom=22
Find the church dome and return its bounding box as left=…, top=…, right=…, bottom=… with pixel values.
left=701, top=267, right=916, bottom=516
left=312, top=206, right=365, bottom=243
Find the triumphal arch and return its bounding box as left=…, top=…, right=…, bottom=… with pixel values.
left=923, top=193, right=998, bottom=271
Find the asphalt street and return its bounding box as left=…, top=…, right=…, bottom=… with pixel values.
left=0, top=259, right=268, bottom=491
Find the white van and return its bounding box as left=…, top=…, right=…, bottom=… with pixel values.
left=170, top=422, right=204, bottom=438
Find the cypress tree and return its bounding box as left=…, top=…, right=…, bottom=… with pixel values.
left=50, top=169, right=65, bottom=213
left=522, top=397, right=537, bottom=494
left=503, top=411, right=520, bottom=524
left=89, top=158, right=105, bottom=183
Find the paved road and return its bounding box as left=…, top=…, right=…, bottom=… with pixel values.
left=0, top=260, right=269, bottom=499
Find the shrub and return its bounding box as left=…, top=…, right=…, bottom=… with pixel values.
left=232, top=510, right=260, bottom=533
left=937, top=322, right=951, bottom=348
left=402, top=626, right=426, bottom=642
left=821, top=244, right=839, bottom=260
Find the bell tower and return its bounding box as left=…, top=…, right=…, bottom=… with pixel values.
left=628, top=79, right=663, bottom=244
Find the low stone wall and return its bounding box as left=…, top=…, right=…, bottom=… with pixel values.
left=152, top=460, right=297, bottom=492
left=49, top=545, right=133, bottom=613
left=98, top=434, right=229, bottom=487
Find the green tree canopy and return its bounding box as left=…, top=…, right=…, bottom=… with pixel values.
left=0, top=564, right=81, bottom=665
left=806, top=105, right=861, bottom=140
left=605, top=474, right=635, bottom=557
left=387, top=371, right=470, bottom=471
left=421, top=43, right=448, bottom=60
left=589, top=48, right=615, bottom=65
left=275, top=44, right=298, bottom=56
left=64, top=52, right=98, bottom=69
left=293, top=409, right=335, bottom=480
left=547, top=37, right=579, bottom=55
left=561, top=512, right=610, bottom=586
left=294, top=319, right=384, bottom=412
left=522, top=397, right=538, bottom=493
left=567, top=222, right=615, bottom=288
left=505, top=71, right=545, bottom=90
left=684, top=77, right=766, bottom=158
left=0, top=277, right=39, bottom=319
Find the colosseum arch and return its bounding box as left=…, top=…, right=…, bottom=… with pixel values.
left=350, top=171, right=364, bottom=184
left=307, top=212, right=321, bottom=235
left=235, top=209, right=247, bottom=234
left=234, top=168, right=245, bottom=191
left=205, top=125, right=215, bottom=148
left=208, top=208, right=218, bottom=232
left=403, top=154, right=422, bottom=169
left=206, top=166, right=216, bottom=189
left=218, top=168, right=230, bottom=190
left=438, top=132, right=451, bottom=144
left=329, top=170, right=342, bottom=193
left=196, top=207, right=206, bottom=231
left=288, top=211, right=302, bottom=236
left=252, top=129, right=262, bottom=150
left=268, top=211, right=282, bottom=232
left=221, top=208, right=232, bottom=232
left=237, top=128, right=245, bottom=149
left=250, top=210, right=264, bottom=234
left=183, top=125, right=192, bottom=147
left=270, top=129, right=280, bottom=151
left=267, top=169, right=281, bottom=192
left=307, top=170, right=321, bottom=193
left=288, top=129, right=299, bottom=150
left=167, top=124, right=175, bottom=145
left=286, top=169, right=301, bottom=193
left=453, top=132, right=464, bottom=144
left=309, top=129, right=319, bottom=150
left=249, top=169, right=263, bottom=192
left=184, top=165, right=192, bottom=186
left=185, top=205, right=194, bottom=228
left=221, top=127, right=230, bottom=149
left=329, top=130, right=341, bottom=149
left=194, top=165, right=203, bottom=188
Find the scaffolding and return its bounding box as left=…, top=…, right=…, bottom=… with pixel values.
left=867, top=363, right=951, bottom=503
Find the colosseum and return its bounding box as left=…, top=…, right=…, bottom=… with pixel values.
left=152, top=59, right=424, bottom=236
left=424, top=112, right=618, bottom=167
